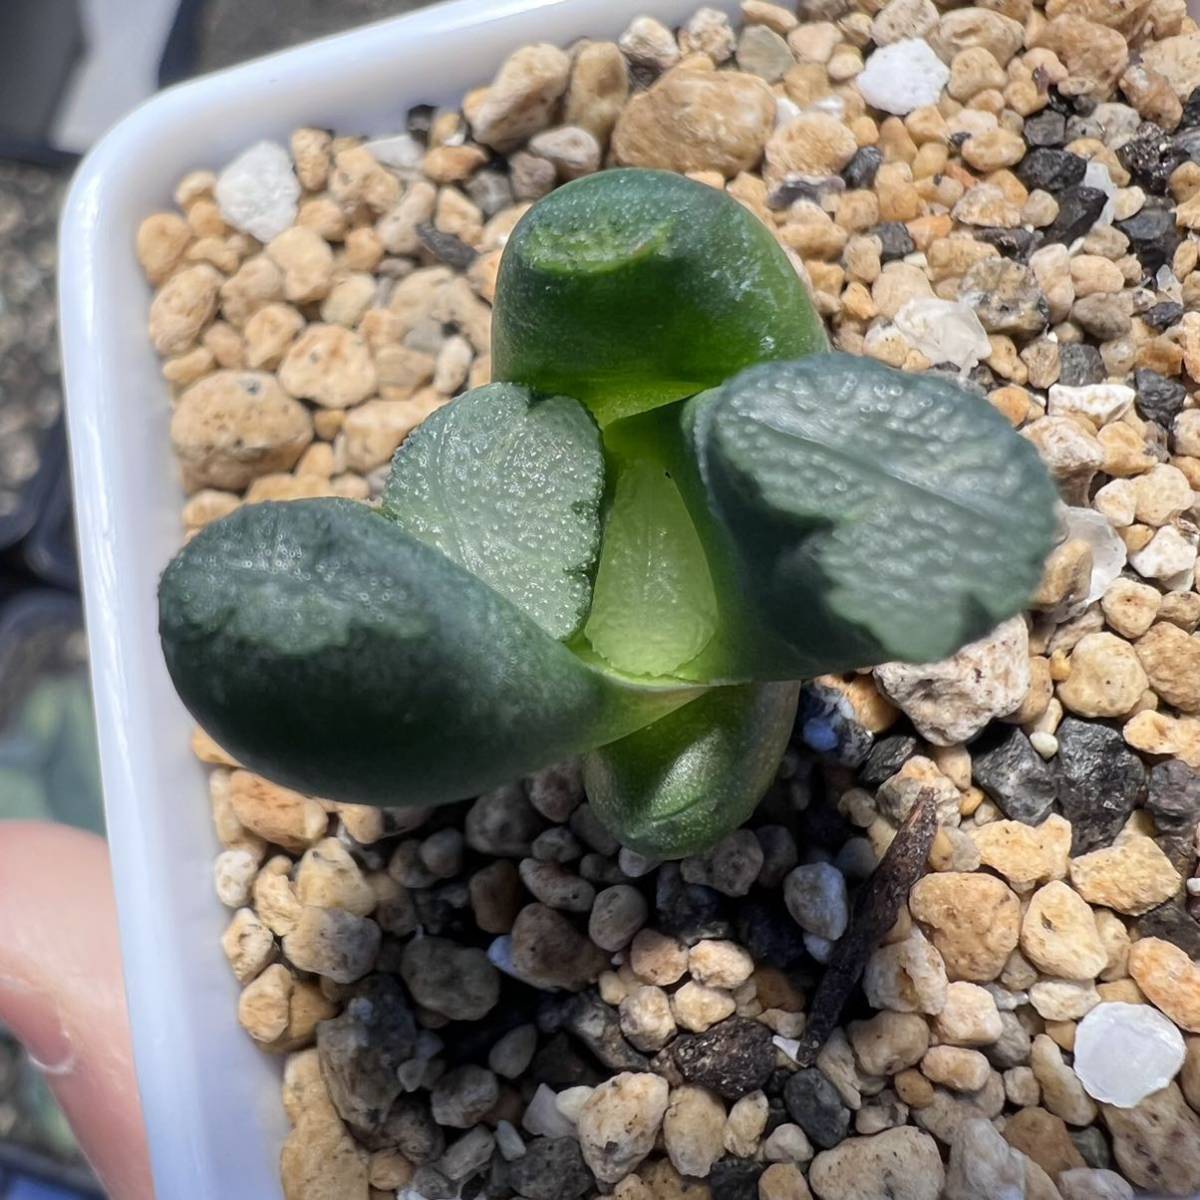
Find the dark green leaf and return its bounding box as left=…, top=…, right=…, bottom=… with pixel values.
left=159, top=500, right=696, bottom=807
left=583, top=681, right=800, bottom=859
left=382, top=383, right=604, bottom=642
left=492, top=168, right=826, bottom=427
left=697, top=353, right=1058, bottom=670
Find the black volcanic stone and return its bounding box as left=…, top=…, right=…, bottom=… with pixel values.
left=1147, top=759, right=1200, bottom=833
left=1182, top=86, right=1200, bottom=128
left=709, top=1161, right=765, bottom=1200
left=563, top=991, right=648, bottom=1072
left=1119, top=123, right=1187, bottom=194
left=842, top=145, right=882, bottom=189
left=1137, top=899, right=1200, bottom=958
left=655, top=864, right=729, bottom=944
left=1058, top=343, right=1105, bottom=386
left=407, top=103, right=436, bottom=143
left=317, top=976, right=417, bottom=1142
left=529, top=1032, right=602, bottom=1088
left=860, top=735, right=918, bottom=788
left=668, top=1018, right=777, bottom=1099
left=1055, top=718, right=1146, bottom=853
left=1117, top=203, right=1181, bottom=275
left=736, top=900, right=808, bottom=968
left=1017, top=147, right=1086, bottom=192
left=1155, top=832, right=1196, bottom=877
left=783, top=1068, right=851, bottom=1149
left=1024, top=109, right=1067, bottom=147
left=1134, top=368, right=1188, bottom=426
left=974, top=226, right=1041, bottom=260
left=973, top=726, right=1058, bottom=825
left=1143, top=301, right=1184, bottom=332
left=1041, top=185, right=1107, bottom=246
left=876, top=221, right=915, bottom=263
left=509, top=1138, right=592, bottom=1200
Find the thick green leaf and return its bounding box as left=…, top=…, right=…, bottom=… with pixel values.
left=696, top=353, right=1058, bottom=670
left=382, top=383, right=604, bottom=642
left=492, top=168, right=826, bottom=427
left=159, top=500, right=696, bottom=807
left=583, top=682, right=800, bottom=859
left=584, top=459, right=718, bottom=676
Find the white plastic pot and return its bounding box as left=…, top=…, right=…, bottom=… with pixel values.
left=58, top=1, right=738, bottom=1195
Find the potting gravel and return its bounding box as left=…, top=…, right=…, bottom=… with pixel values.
left=137, top=2, right=1200, bottom=1196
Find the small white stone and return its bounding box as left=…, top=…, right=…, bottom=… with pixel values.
left=1073, top=1001, right=1187, bottom=1108
left=216, top=141, right=300, bottom=243
left=213, top=847, right=258, bottom=907
left=363, top=133, right=425, bottom=172
left=1048, top=384, right=1135, bottom=425
left=1029, top=731, right=1059, bottom=759
left=856, top=38, right=950, bottom=115
left=893, top=298, right=991, bottom=371
left=1063, top=506, right=1128, bottom=606
left=522, top=1084, right=576, bottom=1138
left=1083, top=160, right=1117, bottom=227
left=774, top=96, right=802, bottom=129
left=1129, top=524, right=1199, bottom=581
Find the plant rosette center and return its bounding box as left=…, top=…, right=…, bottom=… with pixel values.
left=158, top=167, right=1056, bottom=859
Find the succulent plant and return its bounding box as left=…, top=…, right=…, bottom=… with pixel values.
left=159, top=168, right=1057, bottom=858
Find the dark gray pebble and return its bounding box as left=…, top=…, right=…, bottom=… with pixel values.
left=783, top=1067, right=851, bottom=1149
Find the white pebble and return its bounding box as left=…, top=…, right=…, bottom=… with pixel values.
left=1029, top=731, right=1059, bottom=759
left=213, top=848, right=258, bottom=907
left=856, top=39, right=949, bottom=115
left=1073, top=1001, right=1186, bottom=1108
left=362, top=133, right=424, bottom=172
left=893, top=298, right=990, bottom=372
left=215, top=141, right=300, bottom=243
left=1063, top=506, right=1128, bottom=606
left=522, top=1084, right=577, bottom=1138
left=1083, top=160, right=1117, bottom=227
left=1048, top=384, right=1135, bottom=426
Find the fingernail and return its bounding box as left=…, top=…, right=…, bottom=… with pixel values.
left=0, top=976, right=75, bottom=1075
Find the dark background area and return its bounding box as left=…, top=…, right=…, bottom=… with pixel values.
left=0, top=2, right=431, bottom=1195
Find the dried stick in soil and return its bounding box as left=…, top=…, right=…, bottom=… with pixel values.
left=791, top=787, right=938, bottom=1066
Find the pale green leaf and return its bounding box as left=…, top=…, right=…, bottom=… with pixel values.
left=382, top=382, right=604, bottom=641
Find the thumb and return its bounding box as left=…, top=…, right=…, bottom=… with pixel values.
left=0, top=820, right=154, bottom=1200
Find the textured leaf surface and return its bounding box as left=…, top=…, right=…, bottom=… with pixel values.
left=159, top=500, right=693, bottom=806
left=382, top=383, right=604, bottom=641
left=492, top=168, right=826, bottom=426
left=583, top=682, right=800, bottom=859
left=584, top=461, right=718, bottom=676
left=698, top=354, right=1058, bottom=670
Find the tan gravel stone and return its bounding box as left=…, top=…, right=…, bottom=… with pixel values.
left=971, top=815, right=1071, bottom=894
left=613, top=69, right=774, bottom=179
left=1129, top=936, right=1200, bottom=1031
left=1135, top=622, right=1200, bottom=713
left=1103, top=1082, right=1200, bottom=1194
left=1069, top=837, right=1183, bottom=915
left=1057, top=632, right=1149, bottom=719
left=765, top=111, right=858, bottom=183
left=1020, top=880, right=1107, bottom=979
left=909, top=872, right=1021, bottom=981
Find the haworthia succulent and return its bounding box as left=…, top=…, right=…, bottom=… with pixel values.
left=695, top=353, right=1059, bottom=670
left=382, top=383, right=604, bottom=642
left=492, top=168, right=827, bottom=427
left=160, top=500, right=696, bottom=807
left=583, top=681, right=801, bottom=859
